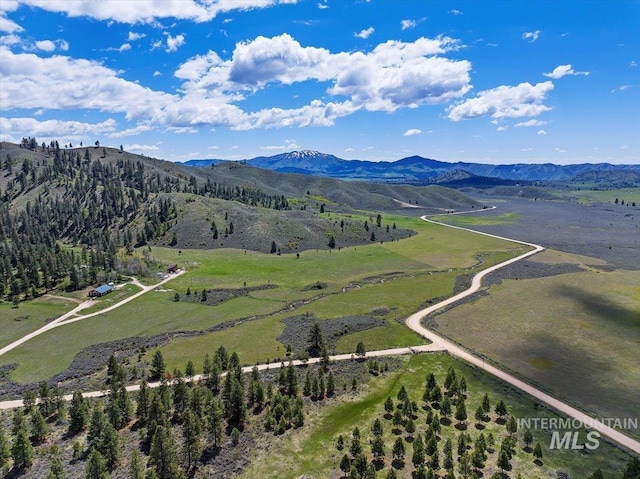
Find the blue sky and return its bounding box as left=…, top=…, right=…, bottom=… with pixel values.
left=0, top=0, right=638, bottom=165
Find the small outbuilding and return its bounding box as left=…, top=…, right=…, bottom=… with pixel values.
left=167, top=264, right=179, bottom=274
left=89, top=284, right=114, bottom=297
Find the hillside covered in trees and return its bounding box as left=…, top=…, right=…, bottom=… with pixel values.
left=0, top=140, right=482, bottom=303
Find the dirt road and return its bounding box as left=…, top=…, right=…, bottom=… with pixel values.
left=0, top=270, right=185, bottom=356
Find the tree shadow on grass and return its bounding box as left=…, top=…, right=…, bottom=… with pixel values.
left=552, top=284, right=640, bottom=332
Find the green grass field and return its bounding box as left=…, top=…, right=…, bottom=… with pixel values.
left=0, top=295, right=78, bottom=349
left=565, top=187, right=640, bottom=205
left=240, top=353, right=632, bottom=478
left=432, top=249, right=640, bottom=438
left=72, top=283, right=142, bottom=315
left=0, top=216, right=524, bottom=384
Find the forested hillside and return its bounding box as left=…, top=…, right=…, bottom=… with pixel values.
left=0, top=140, right=291, bottom=303
left=0, top=139, right=481, bottom=303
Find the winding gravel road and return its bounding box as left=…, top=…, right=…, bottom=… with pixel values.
left=1, top=217, right=638, bottom=455
left=406, top=214, right=640, bottom=455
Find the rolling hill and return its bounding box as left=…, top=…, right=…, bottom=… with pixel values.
left=0, top=140, right=482, bottom=301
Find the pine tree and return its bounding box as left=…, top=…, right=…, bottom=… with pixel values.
left=455, top=400, right=468, bottom=424
left=384, top=396, right=394, bottom=415
left=11, top=427, right=34, bottom=470
left=412, top=433, right=425, bottom=468
left=340, top=454, right=351, bottom=475
left=392, top=436, right=405, bottom=463
left=475, top=405, right=486, bottom=423
left=0, top=423, right=11, bottom=469
left=129, top=449, right=144, bottom=479
left=458, top=451, right=472, bottom=478
left=85, top=449, right=109, bottom=479
left=349, top=427, right=362, bottom=458
left=494, top=399, right=508, bottom=419
left=88, top=405, right=108, bottom=448
left=533, top=442, right=543, bottom=462
left=182, top=410, right=202, bottom=472
left=497, top=449, right=511, bottom=472
left=46, top=453, right=65, bottom=479
left=482, top=393, right=490, bottom=413
left=149, top=426, right=180, bottom=479
left=100, top=422, right=120, bottom=469
left=371, top=435, right=385, bottom=463
left=208, top=399, right=224, bottom=449
left=151, top=350, right=166, bottom=379
left=372, top=418, right=384, bottom=437
left=443, top=438, right=454, bottom=472
left=397, top=385, right=408, bottom=402
left=326, top=371, right=335, bottom=396
left=307, top=322, right=325, bottom=356
left=31, top=408, right=48, bottom=443
left=441, top=396, right=452, bottom=419
left=405, top=417, right=416, bottom=436
left=69, top=391, right=90, bottom=435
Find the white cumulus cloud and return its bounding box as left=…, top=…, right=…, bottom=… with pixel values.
left=0, top=46, right=176, bottom=122
left=0, top=15, right=23, bottom=33
left=0, top=32, right=474, bottom=133
left=403, top=128, right=422, bottom=136
left=537, top=129, right=547, bottom=135
left=0, top=117, right=117, bottom=142
left=354, top=27, right=374, bottom=39
left=4, top=0, right=298, bottom=23
left=447, top=81, right=554, bottom=121
left=34, top=38, right=69, bottom=51
left=401, top=19, right=416, bottom=30
left=515, top=119, right=547, bottom=127
left=522, top=30, right=541, bottom=42
left=166, top=33, right=185, bottom=52
left=543, top=64, right=589, bottom=79
left=175, top=33, right=471, bottom=130
left=125, top=143, right=161, bottom=153
left=35, top=39, right=56, bottom=51
left=128, top=31, right=145, bottom=41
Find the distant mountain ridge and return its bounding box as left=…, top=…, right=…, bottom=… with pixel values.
left=184, top=151, right=640, bottom=182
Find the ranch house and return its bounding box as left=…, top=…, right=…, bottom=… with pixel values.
left=89, top=284, right=114, bottom=297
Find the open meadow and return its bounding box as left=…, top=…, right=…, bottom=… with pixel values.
left=0, top=296, right=79, bottom=350
left=432, top=197, right=640, bottom=440
left=0, top=214, right=525, bottom=388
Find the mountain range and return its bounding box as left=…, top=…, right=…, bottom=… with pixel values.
left=183, top=150, right=640, bottom=183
